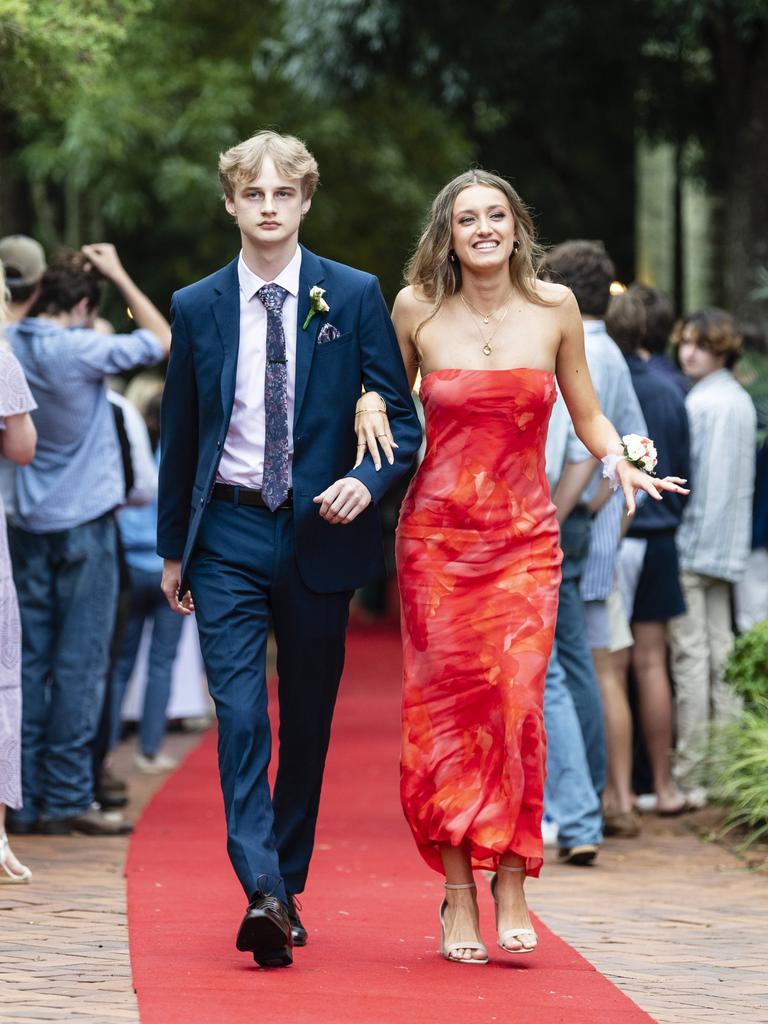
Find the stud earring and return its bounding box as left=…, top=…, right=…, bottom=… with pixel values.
left=512, top=240, right=521, bottom=254
left=448, top=250, right=456, bottom=263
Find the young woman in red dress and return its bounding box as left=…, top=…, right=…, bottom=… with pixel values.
left=357, top=170, right=687, bottom=964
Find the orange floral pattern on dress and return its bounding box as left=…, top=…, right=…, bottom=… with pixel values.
left=397, top=368, right=562, bottom=877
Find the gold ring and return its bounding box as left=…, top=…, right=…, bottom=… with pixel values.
left=376, top=433, right=387, bottom=438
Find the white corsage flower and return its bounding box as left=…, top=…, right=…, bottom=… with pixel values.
left=303, top=286, right=330, bottom=330
left=621, top=433, right=658, bottom=474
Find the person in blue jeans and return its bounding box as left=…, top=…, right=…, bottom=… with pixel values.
left=109, top=393, right=184, bottom=773
left=542, top=397, right=607, bottom=866
left=6, top=245, right=169, bottom=835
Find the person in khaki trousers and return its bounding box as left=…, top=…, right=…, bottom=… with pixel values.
left=669, top=309, right=756, bottom=805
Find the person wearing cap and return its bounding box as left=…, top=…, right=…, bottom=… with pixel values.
left=5, top=244, right=171, bottom=837
left=0, top=236, right=46, bottom=324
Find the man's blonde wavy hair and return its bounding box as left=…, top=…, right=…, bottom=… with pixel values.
left=218, top=131, right=319, bottom=201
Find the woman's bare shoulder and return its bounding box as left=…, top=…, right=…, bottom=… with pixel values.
left=394, top=284, right=435, bottom=313
left=532, top=278, right=573, bottom=306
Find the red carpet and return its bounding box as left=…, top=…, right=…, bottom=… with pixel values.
left=127, top=626, right=655, bottom=1023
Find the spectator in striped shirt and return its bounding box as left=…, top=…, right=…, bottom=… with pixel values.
left=669, top=309, right=756, bottom=806
left=540, top=240, right=646, bottom=860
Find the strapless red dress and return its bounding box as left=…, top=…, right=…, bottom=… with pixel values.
left=397, top=368, right=562, bottom=877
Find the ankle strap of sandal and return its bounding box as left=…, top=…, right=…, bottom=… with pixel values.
left=444, top=881, right=476, bottom=890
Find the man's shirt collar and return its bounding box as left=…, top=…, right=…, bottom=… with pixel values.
left=237, top=246, right=302, bottom=302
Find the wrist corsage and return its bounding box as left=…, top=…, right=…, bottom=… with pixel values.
left=602, top=434, right=658, bottom=490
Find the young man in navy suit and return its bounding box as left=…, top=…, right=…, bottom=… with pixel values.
left=158, top=131, right=421, bottom=967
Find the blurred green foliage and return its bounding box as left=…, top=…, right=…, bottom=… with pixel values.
left=1, top=0, right=767, bottom=323
left=0, top=0, right=469, bottom=312
left=725, top=619, right=768, bottom=706
left=0, top=0, right=152, bottom=126
left=712, top=619, right=768, bottom=844
left=710, top=699, right=768, bottom=846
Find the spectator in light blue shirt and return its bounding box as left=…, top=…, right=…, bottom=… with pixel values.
left=542, top=390, right=605, bottom=863
left=6, top=245, right=171, bottom=836
left=539, top=240, right=645, bottom=861
left=541, top=240, right=649, bottom=856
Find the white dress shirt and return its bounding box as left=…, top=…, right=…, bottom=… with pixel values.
left=545, top=388, right=591, bottom=491
left=107, top=390, right=158, bottom=506
left=677, top=368, right=756, bottom=582
left=217, top=247, right=302, bottom=489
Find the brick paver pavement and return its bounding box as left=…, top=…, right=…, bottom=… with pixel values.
left=2, top=734, right=767, bottom=1023
left=0, top=731, right=200, bottom=1023
left=534, top=814, right=768, bottom=1024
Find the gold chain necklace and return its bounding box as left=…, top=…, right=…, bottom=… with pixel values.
left=459, top=292, right=514, bottom=356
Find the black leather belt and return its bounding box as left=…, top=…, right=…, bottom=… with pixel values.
left=211, top=483, right=293, bottom=509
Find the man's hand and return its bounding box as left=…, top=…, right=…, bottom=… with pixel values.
left=161, top=559, right=195, bottom=616
left=80, top=241, right=171, bottom=354
left=81, top=243, right=128, bottom=285
left=313, top=478, right=372, bottom=524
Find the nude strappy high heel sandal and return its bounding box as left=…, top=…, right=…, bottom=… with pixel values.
left=439, top=882, right=489, bottom=965
left=0, top=832, right=32, bottom=884
left=490, top=864, right=537, bottom=953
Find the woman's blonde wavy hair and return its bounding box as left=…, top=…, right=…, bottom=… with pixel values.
left=405, top=170, right=551, bottom=340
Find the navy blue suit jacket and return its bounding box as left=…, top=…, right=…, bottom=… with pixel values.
left=157, top=246, right=422, bottom=593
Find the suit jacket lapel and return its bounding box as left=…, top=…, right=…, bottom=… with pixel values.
left=294, top=245, right=325, bottom=427
left=211, top=258, right=241, bottom=411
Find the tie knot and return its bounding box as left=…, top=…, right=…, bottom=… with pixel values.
left=257, top=283, right=289, bottom=313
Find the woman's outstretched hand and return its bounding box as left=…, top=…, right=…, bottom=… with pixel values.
left=616, top=459, right=689, bottom=516
left=353, top=391, right=397, bottom=470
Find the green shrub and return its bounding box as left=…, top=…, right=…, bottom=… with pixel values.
left=724, top=620, right=768, bottom=705
left=710, top=699, right=768, bottom=846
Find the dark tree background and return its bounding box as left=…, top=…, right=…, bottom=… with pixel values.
left=1, top=0, right=767, bottom=321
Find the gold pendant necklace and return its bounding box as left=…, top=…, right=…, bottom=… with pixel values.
left=459, top=292, right=514, bottom=355
left=460, top=292, right=494, bottom=324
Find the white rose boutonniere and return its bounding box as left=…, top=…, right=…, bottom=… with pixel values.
left=303, top=286, right=330, bottom=330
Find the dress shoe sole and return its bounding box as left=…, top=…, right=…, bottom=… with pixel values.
left=236, top=913, right=293, bottom=967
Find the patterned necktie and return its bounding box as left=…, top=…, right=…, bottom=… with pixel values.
left=256, top=283, right=290, bottom=511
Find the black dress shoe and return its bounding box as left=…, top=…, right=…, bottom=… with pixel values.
left=38, top=808, right=133, bottom=836
left=286, top=894, right=307, bottom=947
left=236, top=893, right=293, bottom=967
left=95, top=789, right=129, bottom=809
left=5, top=819, right=38, bottom=835
left=98, top=768, right=128, bottom=794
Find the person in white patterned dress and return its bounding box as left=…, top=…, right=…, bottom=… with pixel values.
left=0, top=260, right=38, bottom=883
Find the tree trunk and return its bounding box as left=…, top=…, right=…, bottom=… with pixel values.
left=0, top=110, right=33, bottom=237
left=710, top=13, right=768, bottom=324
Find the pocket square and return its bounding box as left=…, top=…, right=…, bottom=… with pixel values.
left=316, top=322, right=342, bottom=345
